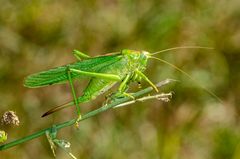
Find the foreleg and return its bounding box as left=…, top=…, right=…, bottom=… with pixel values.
left=135, top=70, right=159, bottom=92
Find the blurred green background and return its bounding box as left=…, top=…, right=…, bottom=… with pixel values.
left=0, top=0, right=239, bottom=158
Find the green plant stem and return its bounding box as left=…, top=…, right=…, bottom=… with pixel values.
left=0, top=79, right=174, bottom=151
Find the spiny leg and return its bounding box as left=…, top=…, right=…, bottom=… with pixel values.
left=66, top=67, right=82, bottom=124
left=135, top=70, right=159, bottom=92
left=103, top=74, right=133, bottom=106
left=72, top=50, right=90, bottom=61
left=117, top=74, right=135, bottom=99
left=118, top=74, right=130, bottom=92
left=120, top=75, right=134, bottom=97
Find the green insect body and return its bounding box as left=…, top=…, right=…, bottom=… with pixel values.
left=24, top=46, right=219, bottom=118
left=25, top=49, right=153, bottom=117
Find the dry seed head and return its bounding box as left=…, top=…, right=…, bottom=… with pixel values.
left=1, top=111, right=20, bottom=126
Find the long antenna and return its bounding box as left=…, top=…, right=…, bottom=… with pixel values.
left=151, top=46, right=214, bottom=55
left=149, top=56, right=222, bottom=103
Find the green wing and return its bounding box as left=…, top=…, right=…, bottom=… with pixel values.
left=24, top=54, right=122, bottom=88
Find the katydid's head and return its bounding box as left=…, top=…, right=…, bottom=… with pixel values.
left=122, top=49, right=150, bottom=71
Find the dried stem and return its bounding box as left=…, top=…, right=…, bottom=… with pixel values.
left=114, top=92, right=173, bottom=108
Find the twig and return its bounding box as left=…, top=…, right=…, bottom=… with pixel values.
left=0, top=79, right=175, bottom=150
left=114, top=92, right=173, bottom=108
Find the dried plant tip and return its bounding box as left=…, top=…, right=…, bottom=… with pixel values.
left=1, top=111, right=20, bottom=126
left=0, top=130, right=7, bottom=143
left=156, top=93, right=172, bottom=102
left=56, top=140, right=71, bottom=148
left=157, top=97, right=170, bottom=102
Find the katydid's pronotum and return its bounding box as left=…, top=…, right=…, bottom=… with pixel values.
left=24, top=46, right=220, bottom=121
